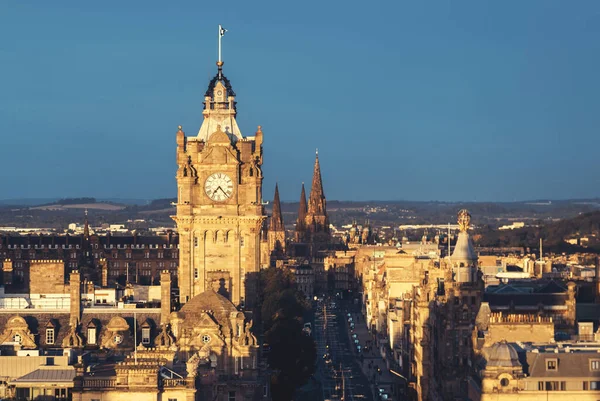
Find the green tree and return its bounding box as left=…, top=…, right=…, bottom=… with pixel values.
left=257, top=267, right=316, bottom=401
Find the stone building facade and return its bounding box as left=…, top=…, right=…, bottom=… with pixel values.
left=0, top=230, right=179, bottom=291
left=173, top=61, right=266, bottom=308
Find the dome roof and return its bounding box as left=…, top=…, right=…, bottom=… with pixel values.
left=487, top=341, right=521, bottom=368
left=452, top=231, right=477, bottom=261
left=179, top=290, right=239, bottom=329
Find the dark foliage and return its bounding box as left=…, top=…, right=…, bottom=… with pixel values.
left=258, top=267, right=316, bottom=401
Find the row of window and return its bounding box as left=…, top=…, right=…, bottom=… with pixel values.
left=1, top=244, right=178, bottom=250
left=537, top=381, right=600, bottom=391
left=546, top=358, right=600, bottom=372
left=26, top=327, right=155, bottom=346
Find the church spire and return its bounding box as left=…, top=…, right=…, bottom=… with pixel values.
left=296, top=183, right=307, bottom=233
left=269, top=183, right=284, bottom=232
left=308, top=150, right=326, bottom=216
left=83, top=209, right=90, bottom=239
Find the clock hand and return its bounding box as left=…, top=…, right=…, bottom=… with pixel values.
left=218, top=187, right=230, bottom=198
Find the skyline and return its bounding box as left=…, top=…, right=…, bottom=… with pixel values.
left=2, top=1, right=600, bottom=202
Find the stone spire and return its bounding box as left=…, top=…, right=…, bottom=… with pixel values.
left=269, top=183, right=284, bottom=232
left=297, top=183, right=307, bottom=231
left=308, top=150, right=326, bottom=216
left=83, top=209, right=90, bottom=239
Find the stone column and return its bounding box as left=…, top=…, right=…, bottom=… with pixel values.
left=161, top=270, right=172, bottom=326
left=70, top=270, right=81, bottom=327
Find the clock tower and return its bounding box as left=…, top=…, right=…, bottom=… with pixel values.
left=173, top=60, right=266, bottom=308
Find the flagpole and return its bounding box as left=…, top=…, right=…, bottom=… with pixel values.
left=218, top=25, right=222, bottom=63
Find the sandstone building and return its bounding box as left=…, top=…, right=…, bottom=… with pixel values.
left=173, top=60, right=266, bottom=308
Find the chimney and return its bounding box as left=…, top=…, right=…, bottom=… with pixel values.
left=69, top=270, right=81, bottom=327
left=160, top=270, right=172, bottom=325
left=100, top=259, right=108, bottom=287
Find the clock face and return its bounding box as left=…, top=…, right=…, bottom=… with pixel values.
left=205, top=173, right=234, bottom=202
left=114, top=334, right=123, bottom=345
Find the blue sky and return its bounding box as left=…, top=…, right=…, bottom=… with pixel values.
left=1, top=1, right=599, bottom=202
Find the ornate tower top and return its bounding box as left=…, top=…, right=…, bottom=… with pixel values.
left=457, top=209, right=471, bottom=232
left=197, top=25, right=242, bottom=143
left=269, top=183, right=284, bottom=232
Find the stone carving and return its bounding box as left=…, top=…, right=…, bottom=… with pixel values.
left=457, top=209, right=471, bottom=232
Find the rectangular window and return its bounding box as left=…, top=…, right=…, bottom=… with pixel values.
left=591, top=381, right=600, bottom=390
left=545, top=381, right=559, bottom=391
left=560, top=381, right=566, bottom=391
left=228, top=391, right=236, bottom=401
left=547, top=359, right=557, bottom=371
left=263, top=386, right=268, bottom=398
left=46, top=329, right=55, bottom=345
left=234, top=357, right=239, bottom=374
left=142, top=328, right=150, bottom=345
left=168, top=398, right=177, bottom=401
left=591, top=360, right=600, bottom=371
left=87, top=328, right=97, bottom=345
left=583, top=381, right=589, bottom=390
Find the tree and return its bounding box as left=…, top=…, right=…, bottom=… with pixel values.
left=257, top=267, right=317, bottom=401
left=266, top=317, right=317, bottom=401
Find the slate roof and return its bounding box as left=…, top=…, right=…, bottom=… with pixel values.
left=0, top=310, right=160, bottom=348
left=10, top=367, right=75, bottom=383
left=526, top=352, right=600, bottom=378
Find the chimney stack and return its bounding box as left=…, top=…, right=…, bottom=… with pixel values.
left=69, top=270, right=81, bottom=327
left=160, top=270, right=172, bottom=325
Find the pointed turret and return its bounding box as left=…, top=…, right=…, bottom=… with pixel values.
left=295, top=183, right=308, bottom=242
left=297, top=183, right=307, bottom=230
left=305, top=150, right=328, bottom=238
left=308, top=151, right=326, bottom=216
left=269, top=184, right=284, bottom=232
left=268, top=184, right=286, bottom=256
left=83, top=209, right=90, bottom=239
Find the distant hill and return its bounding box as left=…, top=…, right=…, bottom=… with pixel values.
left=476, top=211, right=600, bottom=253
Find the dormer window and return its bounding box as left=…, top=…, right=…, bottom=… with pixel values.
left=87, top=323, right=97, bottom=345
left=13, top=333, right=22, bottom=344
left=46, top=328, right=55, bottom=345
left=547, top=359, right=558, bottom=371
left=142, top=327, right=151, bottom=345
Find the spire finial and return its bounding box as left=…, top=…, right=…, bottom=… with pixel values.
left=178, top=125, right=182, bottom=131
left=316, top=148, right=319, bottom=156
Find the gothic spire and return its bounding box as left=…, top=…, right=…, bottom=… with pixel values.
left=308, top=150, right=326, bottom=216
left=296, top=183, right=307, bottom=232
left=83, top=209, right=90, bottom=239
left=269, top=183, right=284, bottom=232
